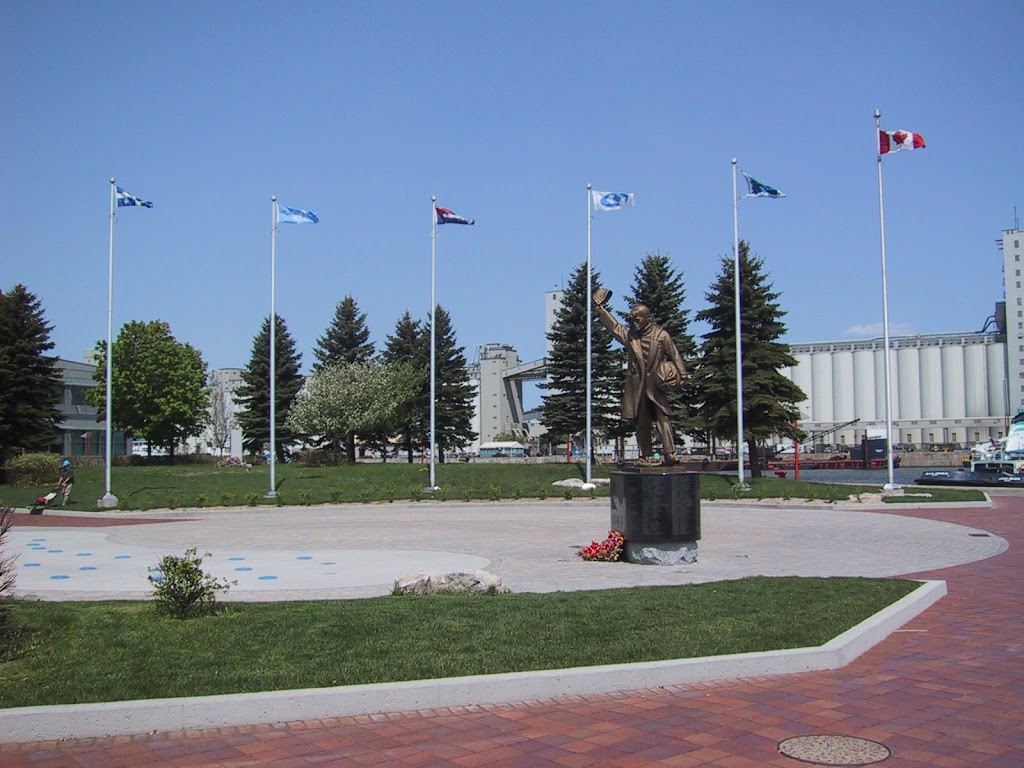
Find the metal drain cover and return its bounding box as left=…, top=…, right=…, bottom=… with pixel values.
left=778, top=735, right=891, bottom=765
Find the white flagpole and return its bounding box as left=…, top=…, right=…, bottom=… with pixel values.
left=267, top=196, right=278, bottom=498
left=585, top=183, right=593, bottom=485
left=100, top=178, right=118, bottom=508
left=874, top=109, right=899, bottom=491
left=731, top=159, right=749, bottom=489
left=428, top=196, right=439, bottom=491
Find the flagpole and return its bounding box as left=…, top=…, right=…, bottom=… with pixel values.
left=585, top=183, right=594, bottom=486
left=732, top=160, right=749, bottom=489
left=267, top=196, right=278, bottom=498
left=875, top=109, right=899, bottom=491
left=428, top=196, right=439, bottom=492
left=100, top=178, right=118, bottom=508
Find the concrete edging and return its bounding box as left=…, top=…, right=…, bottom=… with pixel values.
left=0, top=580, right=946, bottom=744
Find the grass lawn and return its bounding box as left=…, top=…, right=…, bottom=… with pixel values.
left=0, top=576, right=919, bottom=708
left=0, top=462, right=986, bottom=511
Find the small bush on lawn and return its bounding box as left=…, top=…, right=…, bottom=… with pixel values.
left=4, top=453, right=60, bottom=487
left=149, top=548, right=234, bottom=618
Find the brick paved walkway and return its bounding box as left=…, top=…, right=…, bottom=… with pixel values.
left=2, top=498, right=1021, bottom=767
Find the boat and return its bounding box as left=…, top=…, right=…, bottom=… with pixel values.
left=916, top=409, right=1024, bottom=487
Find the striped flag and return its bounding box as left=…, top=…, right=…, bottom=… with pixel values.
left=277, top=204, right=319, bottom=224
left=435, top=207, right=474, bottom=226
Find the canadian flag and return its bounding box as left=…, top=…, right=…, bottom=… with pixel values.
left=879, top=129, right=926, bottom=154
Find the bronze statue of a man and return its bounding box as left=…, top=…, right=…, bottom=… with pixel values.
left=593, top=289, right=687, bottom=463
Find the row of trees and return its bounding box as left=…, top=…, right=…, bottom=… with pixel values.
left=3, top=240, right=802, bottom=469
left=541, top=243, right=804, bottom=476
left=232, top=300, right=477, bottom=463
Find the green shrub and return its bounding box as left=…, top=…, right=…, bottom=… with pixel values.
left=329, top=488, right=343, bottom=503
left=4, top=453, right=60, bottom=487
left=166, top=493, right=180, bottom=510
left=245, top=492, right=260, bottom=506
left=219, top=492, right=235, bottom=507
left=149, top=548, right=234, bottom=618
left=194, top=493, right=207, bottom=508
left=298, top=490, right=312, bottom=506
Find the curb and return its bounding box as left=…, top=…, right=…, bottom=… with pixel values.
left=0, top=580, right=946, bottom=744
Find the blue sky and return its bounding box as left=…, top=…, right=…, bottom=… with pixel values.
left=4, top=1, right=1022, bottom=411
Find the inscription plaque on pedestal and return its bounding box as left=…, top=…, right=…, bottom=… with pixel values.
left=610, top=468, right=701, bottom=564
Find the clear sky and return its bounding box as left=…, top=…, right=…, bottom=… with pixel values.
left=4, top=1, right=1022, bottom=411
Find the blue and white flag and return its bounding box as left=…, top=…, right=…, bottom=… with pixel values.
left=591, top=190, right=635, bottom=212
left=116, top=187, right=153, bottom=208
left=277, top=204, right=319, bottom=224
left=741, top=172, right=785, bottom=199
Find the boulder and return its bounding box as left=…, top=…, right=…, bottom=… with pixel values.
left=394, top=570, right=509, bottom=595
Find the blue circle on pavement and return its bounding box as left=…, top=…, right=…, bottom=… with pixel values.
left=115, top=555, right=131, bottom=559
left=76, top=553, right=93, bottom=557
left=47, top=549, right=63, bottom=553
left=50, top=575, right=70, bottom=580
left=80, top=566, right=97, bottom=571
left=297, top=556, right=313, bottom=560
left=24, top=563, right=41, bottom=567
left=235, top=567, right=252, bottom=571
left=258, top=575, right=278, bottom=580
left=228, top=556, right=246, bottom=561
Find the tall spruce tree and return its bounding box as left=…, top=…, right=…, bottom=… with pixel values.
left=234, top=315, right=304, bottom=461
left=382, top=311, right=429, bottom=462
left=427, top=306, right=477, bottom=460
left=624, top=251, right=698, bottom=441
left=691, top=241, right=805, bottom=476
left=312, top=296, right=374, bottom=371
left=541, top=263, right=620, bottom=452
left=0, top=285, right=63, bottom=459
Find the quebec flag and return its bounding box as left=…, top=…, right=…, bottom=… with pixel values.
left=277, top=204, right=319, bottom=224
left=591, top=190, right=635, bottom=212
left=116, top=187, right=153, bottom=208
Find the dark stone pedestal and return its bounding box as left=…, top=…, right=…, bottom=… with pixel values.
left=610, top=468, right=701, bottom=565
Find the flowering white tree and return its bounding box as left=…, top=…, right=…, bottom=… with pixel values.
left=286, top=361, right=416, bottom=462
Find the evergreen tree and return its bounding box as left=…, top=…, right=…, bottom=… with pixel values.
left=312, top=296, right=374, bottom=371
left=382, top=311, right=429, bottom=462
left=541, top=263, right=620, bottom=452
left=234, top=315, right=304, bottom=461
left=691, top=241, right=805, bottom=476
left=0, top=285, right=63, bottom=459
left=427, top=306, right=477, bottom=460
left=624, top=251, right=698, bottom=441
left=88, top=320, right=209, bottom=456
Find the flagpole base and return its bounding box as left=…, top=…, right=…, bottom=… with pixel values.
left=97, top=494, right=119, bottom=510
left=882, top=483, right=903, bottom=493
left=264, top=490, right=277, bottom=499
left=423, top=486, right=441, bottom=494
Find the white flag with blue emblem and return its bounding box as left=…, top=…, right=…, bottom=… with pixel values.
left=116, top=187, right=153, bottom=208
left=277, top=203, right=319, bottom=224
left=741, top=172, right=785, bottom=199
left=591, top=190, right=635, bottom=212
